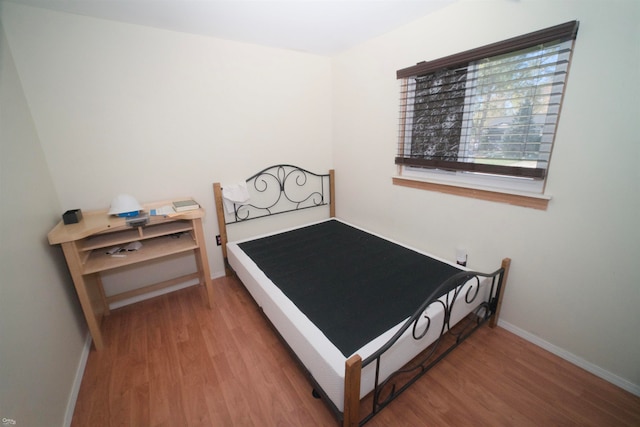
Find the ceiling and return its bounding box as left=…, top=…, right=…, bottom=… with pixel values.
left=6, top=0, right=456, bottom=55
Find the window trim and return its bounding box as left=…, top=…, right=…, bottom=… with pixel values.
left=392, top=175, right=551, bottom=210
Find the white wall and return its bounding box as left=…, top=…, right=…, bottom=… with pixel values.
left=0, top=14, right=87, bottom=427
left=1, top=2, right=333, bottom=292
left=1, top=2, right=332, bottom=423
left=332, top=0, right=640, bottom=392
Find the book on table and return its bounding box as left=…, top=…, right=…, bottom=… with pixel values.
left=172, top=199, right=200, bottom=212
left=150, top=205, right=175, bottom=216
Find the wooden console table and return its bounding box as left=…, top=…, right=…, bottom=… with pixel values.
left=48, top=201, right=214, bottom=350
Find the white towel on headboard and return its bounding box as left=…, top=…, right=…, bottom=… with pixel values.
left=222, top=182, right=250, bottom=213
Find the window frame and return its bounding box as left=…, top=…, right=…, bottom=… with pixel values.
left=394, top=21, right=579, bottom=209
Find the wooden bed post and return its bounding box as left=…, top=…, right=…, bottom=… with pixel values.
left=213, top=182, right=232, bottom=276
left=490, top=257, right=511, bottom=328
left=343, top=354, right=361, bottom=427
left=329, top=169, right=336, bottom=218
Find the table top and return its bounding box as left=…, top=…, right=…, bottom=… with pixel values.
left=48, top=200, right=204, bottom=245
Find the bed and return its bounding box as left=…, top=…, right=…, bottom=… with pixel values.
left=213, top=165, right=510, bottom=426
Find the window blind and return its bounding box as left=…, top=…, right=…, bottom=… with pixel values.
left=396, top=21, right=579, bottom=179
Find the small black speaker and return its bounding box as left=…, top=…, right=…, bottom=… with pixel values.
left=62, top=209, right=83, bottom=225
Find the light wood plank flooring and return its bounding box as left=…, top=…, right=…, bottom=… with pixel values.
left=72, top=276, right=640, bottom=426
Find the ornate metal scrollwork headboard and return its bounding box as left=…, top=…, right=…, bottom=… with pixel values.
left=213, top=165, right=334, bottom=274
left=223, top=164, right=333, bottom=225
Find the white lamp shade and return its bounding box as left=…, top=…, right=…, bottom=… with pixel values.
left=108, top=194, right=142, bottom=216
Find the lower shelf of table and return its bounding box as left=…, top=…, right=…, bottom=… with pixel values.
left=104, top=271, right=201, bottom=306
left=83, top=234, right=198, bottom=274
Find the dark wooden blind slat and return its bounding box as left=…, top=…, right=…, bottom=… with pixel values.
left=395, top=157, right=546, bottom=179
left=397, top=20, right=578, bottom=79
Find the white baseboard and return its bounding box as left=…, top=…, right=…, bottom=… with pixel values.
left=498, top=319, right=640, bottom=397
left=63, top=332, right=92, bottom=427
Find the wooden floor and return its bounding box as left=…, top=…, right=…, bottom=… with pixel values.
left=72, top=276, right=640, bottom=426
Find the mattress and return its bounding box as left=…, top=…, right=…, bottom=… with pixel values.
left=227, top=218, right=490, bottom=413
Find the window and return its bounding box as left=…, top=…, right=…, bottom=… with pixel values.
left=395, top=21, right=579, bottom=206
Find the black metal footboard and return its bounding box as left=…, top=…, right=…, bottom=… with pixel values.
left=344, top=260, right=510, bottom=426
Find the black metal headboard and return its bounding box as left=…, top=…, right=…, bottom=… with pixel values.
left=213, top=164, right=335, bottom=273
left=222, top=164, right=333, bottom=225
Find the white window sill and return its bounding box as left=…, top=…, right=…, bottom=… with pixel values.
left=392, top=175, right=551, bottom=210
